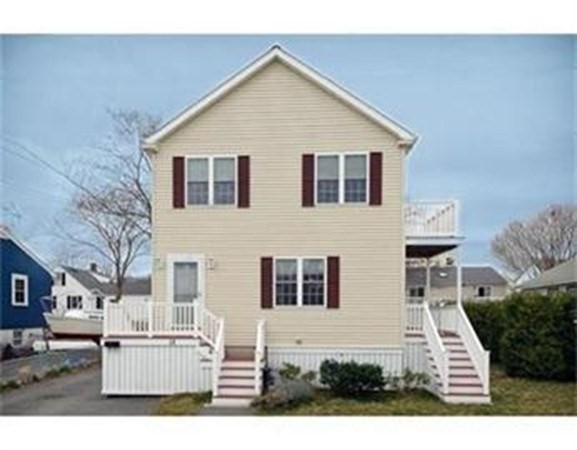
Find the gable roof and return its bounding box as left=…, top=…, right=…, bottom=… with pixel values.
left=0, top=224, right=52, bottom=273
left=61, top=265, right=151, bottom=296
left=407, top=266, right=508, bottom=289
left=520, top=259, right=577, bottom=290
left=144, top=45, right=418, bottom=150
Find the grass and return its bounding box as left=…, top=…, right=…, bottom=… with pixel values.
left=258, top=369, right=577, bottom=416
left=155, top=392, right=212, bottom=415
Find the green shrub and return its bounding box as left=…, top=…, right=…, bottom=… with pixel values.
left=499, top=292, right=576, bottom=381
left=319, top=359, right=385, bottom=397
left=464, top=301, right=505, bottom=362
left=278, top=363, right=301, bottom=380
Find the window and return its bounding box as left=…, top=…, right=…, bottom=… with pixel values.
left=54, top=272, right=66, bottom=286
left=316, top=153, right=367, bottom=204
left=66, top=296, right=83, bottom=310
left=187, top=156, right=236, bottom=206
left=476, top=286, right=492, bottom=298
left=344, top=155, right=367, bottom=203
left=317, top=156, right=339, bottom=203
left=12, top=330, right=23, bottom=347
left=274, top=258, right=326, bottom=307
left=11, top=274, right=28, bottom=306
left=274, top=259, right=298, bottom=306
left=95, top=296, right=104, bottom=310
left=408, top=286, right=425, bottom=298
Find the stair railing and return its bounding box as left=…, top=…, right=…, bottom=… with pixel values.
left=455, top=303, right=490, bottom=395
left=254, top=319, right=266, bottom=396
left=423, top=302, right=449, bottom=395
left=212, top=318, right=225, bottom=397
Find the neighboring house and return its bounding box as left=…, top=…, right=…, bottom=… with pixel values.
left=406, top=265, right=509, bottom=303
left=52, top=265, right=151, bottom=312
left=0, top=225, right=52, bottom=349
left=519, top=259, right=577, bottom=294
left=101, top=46, right=491, bottom=405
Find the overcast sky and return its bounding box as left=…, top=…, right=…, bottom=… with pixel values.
left=1, top=35, right=574, bottom=274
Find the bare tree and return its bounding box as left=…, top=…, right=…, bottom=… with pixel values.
left=57, top=109, right=160, bottom=298
left=491, top=204, right=577, bottom=282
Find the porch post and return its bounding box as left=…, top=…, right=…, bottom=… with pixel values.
left=425, top=257, right=431, bottom=304
left=456, top=248, right=463, bottom=305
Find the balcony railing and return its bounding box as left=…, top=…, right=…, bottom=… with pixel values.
left=405, top=201, right=459, bottom=238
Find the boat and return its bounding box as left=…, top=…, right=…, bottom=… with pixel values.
left=42, top=308, right=103, bottom=344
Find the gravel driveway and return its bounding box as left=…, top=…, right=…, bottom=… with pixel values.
left=1, top=365, right=159, bottom=415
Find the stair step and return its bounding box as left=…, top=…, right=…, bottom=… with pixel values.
left=217, top=386, right=256, bottom=397
left=219, top=377, right=255, bottom=388
left=211, top=397, right=253, bottom=407
left=443, top=341, right=464, bottom=346
left=220, top=368, right=254, bottom=377
left=222, top=360, right=255, bottom=369
left=449, top=373, right=479, bottom=379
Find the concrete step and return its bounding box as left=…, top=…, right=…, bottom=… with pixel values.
left=443, top=394, right=491, bottom=405
left=211, top=397, right=253, bottom=407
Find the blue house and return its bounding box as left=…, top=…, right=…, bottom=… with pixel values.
left=1, top=225, right=52, bottom=349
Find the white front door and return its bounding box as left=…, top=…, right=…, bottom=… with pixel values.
left=168, top=255, right=204, bottom=330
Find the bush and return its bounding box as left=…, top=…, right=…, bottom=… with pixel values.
left=499, top=292, right=576, bottom=381
left=319, top=359, right=385, bottom=397
left=252, top=379, right=315, bottom=410
left=464, top=301, right=505, bottom=362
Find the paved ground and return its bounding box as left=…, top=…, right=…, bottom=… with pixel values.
left=0, top=365, right=159, bottom=416
left=1, top=349, right=101, bottom=383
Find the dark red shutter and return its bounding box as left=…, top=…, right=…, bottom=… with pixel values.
left=302, top=154, right=315, bottom=207
left=369, top=152, right=383, bottom=206
left=238, top=156, right=250, bottom=208
left=327, top=256, right=340, bottom=309
left=173, top=156, right=185, bottom=208
left=261, top=257, right=273, bottom=309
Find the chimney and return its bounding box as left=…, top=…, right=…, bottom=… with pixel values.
left=89, top=263, right=98, bottom=273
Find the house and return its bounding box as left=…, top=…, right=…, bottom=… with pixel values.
left=519, top=259, right=577, bottom=294
left=52, top=265, right=151, bottom=313
left=406, top=265, right=509, bottom=303
left=0, top=225, right=52, bottom=350
left=101, top=45, right=491, bottom=405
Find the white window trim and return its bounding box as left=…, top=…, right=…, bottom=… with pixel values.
left=185, top=154, right=238, bottom=207
left=11, top=273, right=29, bottom=307
left=273, top=256, right=327, bottom=308
left=314, top=152, right=369, bottom=206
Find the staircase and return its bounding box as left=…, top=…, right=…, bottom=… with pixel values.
left=426, top=331, right=490, bottom=404
left=211, top=356, right=259, bottom=407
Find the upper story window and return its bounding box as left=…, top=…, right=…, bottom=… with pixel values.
left=187, top=156, right=236, bottom=206
left=316, top=153, right=368, bottom=205
left=67, top=295, right=83, bottom=310
left=476, top=286, right=492, bottom=298
left=54, top=272, right=66, bottom=286
left=274, top=257, right=326, bottom=307
left=11, top=274, right=28, bottom=307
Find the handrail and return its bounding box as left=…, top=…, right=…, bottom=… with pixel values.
left=405, top=200, right=458, bottom=237
left=212, top=318, right=225, bottom=396
left=423, top=303, right=449, bottom=395
left=254, top=319, right=266, bottom=395
left=456, top=303, right=490, bottom=395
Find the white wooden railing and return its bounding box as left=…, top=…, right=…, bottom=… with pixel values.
left=406, top=304, right=424, bottom=332
left=104, top=300, right=221, bottom=346
left=212, top=318, right=225, bottom=396
left=254, top=319, right=266, bottom=395
left=423, top=303, right=450, bottom=395
left=455, top=303, right=490, bottom=395
left=429, top=303, right=459, bottom=333
left=405, top=200, right=459, bottom=237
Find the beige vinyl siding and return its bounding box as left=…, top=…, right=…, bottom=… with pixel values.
left=152, top=60, right=405, bottom=347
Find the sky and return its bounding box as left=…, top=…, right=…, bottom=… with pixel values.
left=1, top=35, right=575, bottom=274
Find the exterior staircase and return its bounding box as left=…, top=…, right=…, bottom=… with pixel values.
left=211, top=359, right=258, bottom=406
left=426, top=331, right=491, bottom=404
